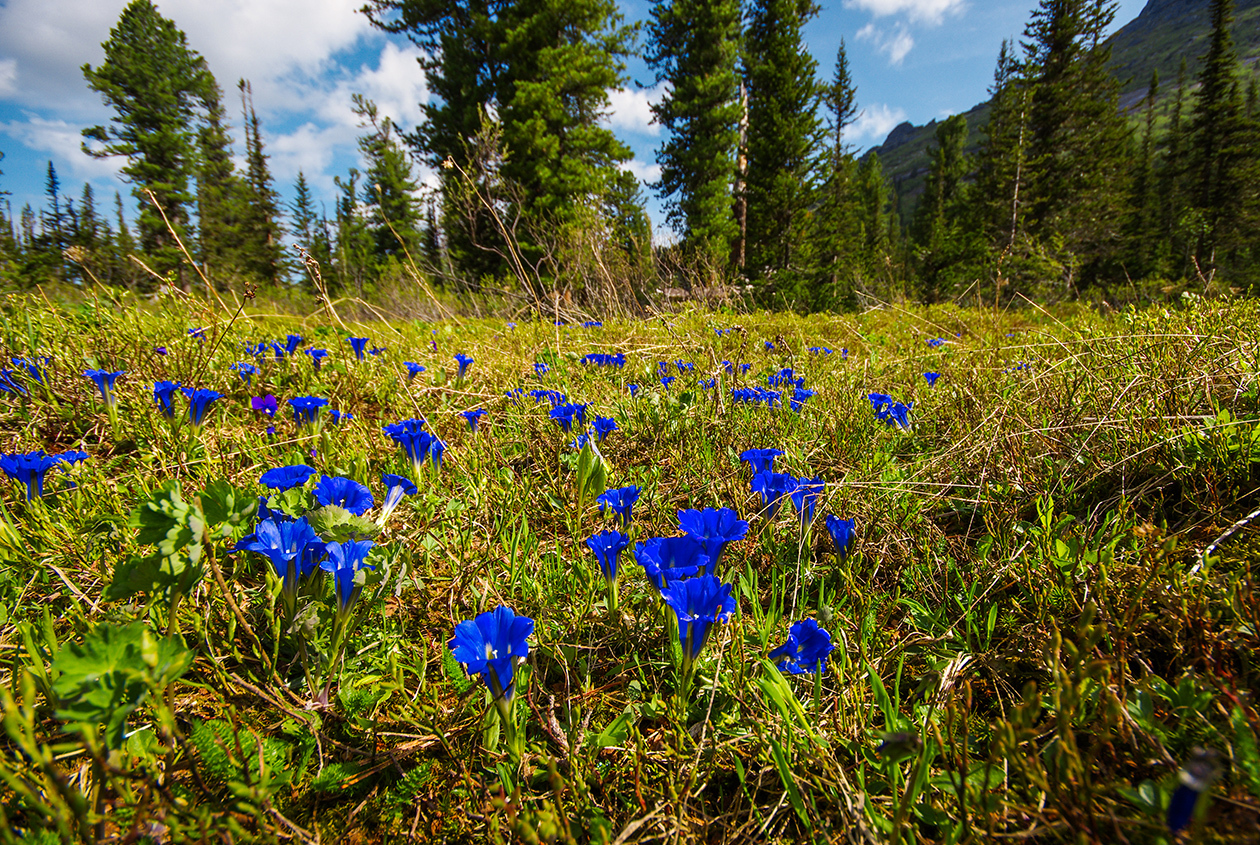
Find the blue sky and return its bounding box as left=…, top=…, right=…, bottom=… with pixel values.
left=0, top=0, right=1148, bottom=244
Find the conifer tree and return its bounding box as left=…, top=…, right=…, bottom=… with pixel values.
left=82, top=0, right=215, bottom=282
left=741, top=0, right=823, bottom=304
left=975, top=40, right=1029, bottom=251
left=1125, top=71, right=1162, bottom=276
left=646, top=0, right=742, bottom=264
left=813, top=41, right=861, bottom=309
left=290, top=172, right=332, bottom=293
left=353, top=95, right=422, bottom=269
left=1186, top=0, right=1256, bottom=277
left=911, top=114, right=976, bottom=301
left=197, top=83, right=245, bottom=280
left=239, top=80, right=286, bottom=284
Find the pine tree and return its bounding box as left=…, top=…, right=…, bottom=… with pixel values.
left=40, top=162, right=66, bottom=257
left=290, top=172, right=330, bottom=292
left=742, top=0, right=822, bottom=304
left=1125, top=71, right=1161, bottom=276
left=646, top=0, right=742, bottom=264
left=975, top=39, right=1030, bottom=251
left=855, top=152, right=898, bottom=292
left=333, top=169, right=373, bottom=296
left=238, top=80, right=286, bottom=284
left=82, top=0, right=215, bottom=283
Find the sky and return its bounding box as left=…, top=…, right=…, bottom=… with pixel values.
left=0, top=0, right=1149, bottom=244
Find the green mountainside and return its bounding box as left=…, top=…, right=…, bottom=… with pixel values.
left=866, top=0, right=1260, bottom=221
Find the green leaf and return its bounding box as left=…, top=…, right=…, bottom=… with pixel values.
left=306, top=505, right=382, bottom=542
left=51, top=622, right=191, bottom=750
left=198, top=479, right=258, bottom=541
left=768, top=735, right=809, bottom=826
left=129, top=480, right=204, bottom=556
left=589, top=704, right=638, bottom=749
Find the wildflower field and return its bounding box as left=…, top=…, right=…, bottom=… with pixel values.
left=1, top=289, right=1259, bottom=844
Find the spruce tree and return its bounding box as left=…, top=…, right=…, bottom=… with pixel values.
left=1020, top=0, right=1130, bottom=277
left=742, top=0, right=823, bottom=305
left=974, top=39, right=1029, bottom=251
left=1125, top=71, right=1161, bottom=276
left=82, top=0, right=215, bottom=283
left=910, top=114, right=976, bottom=301
left=290, top=172, right=330, bottom=293
left=197, top=82, right=245, bottom=280
left=239, top=80, right=286, bottom=284
left=1186, top=0, right=1256, bottom=277
left=646, top=0, right=742, bottom=264
left=353, top=95, right=422, bottom=270
left=813, top=41, right=861, bottom=309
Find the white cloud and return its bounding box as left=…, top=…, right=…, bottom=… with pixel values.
left=0, top=59, right=16, bottom=98
left=621, top=157, right=661, bottom=186
left=845, top=0, right=965, bottom=25
left=605, top=84, right=663, bottom=137
left=0, top=114, right=124, bottom=181
left=849, top=104, right=908, bottom=146
left=857, top=23, right=915, bottom=65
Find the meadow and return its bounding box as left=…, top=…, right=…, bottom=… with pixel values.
left=0, top=287, right=1258, bottom=844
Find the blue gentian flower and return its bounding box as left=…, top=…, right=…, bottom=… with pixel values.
left=320, top=539, right=375, bottom=613
left=583, top=320, right=602, bottom=328
left=289, top=395, right=329, bottom=425
left=586, top=529, right=630, bottom=583
left=348, top=337, right=369, bottom=360
left=454, top=353, right=473, bottom=379
left=592, top=415, right=617, bottom=442
left=764, top=340, right=775, bottom=351
left=182, top=388, right=222, bottom=427
left=885, top=402, right=913, bottom=430
left=462, top=408, right=486, bottom=432
left=449, top=605, right=534, bottom=701
left=380, top=473, right=418, bottom=523
left=701, top=378, right=717, bottom=390
left=328, top=409, right=353, bottom=425
left=825, top=515, right=856, bottom=560
left=660, top=574, right=735, bottom=661
left=790, top=477, right=825, bottom=526
left=305, top=348, right=329, bottom=371
left=383, top=419, right=443, bottom=475
left=0, top=451, right=65, bottom=500
left=677, top=507, right=748, bottom=572
left=740, top=448, right=784, bottom=475
left=505, top=388, right=524, bottom=404
left=260, top=464, right=316, bottom=491
left=597, top=485, right=640, bottom=527
left=153, top=380, right=181, bottom=418
left=752, top=470, right=796, bottom=519
left=660, top=375, right=675, bottom=390
left=12, top=357, right=50, bottom=385
left=790, top=388, right=816, bottom=412
left=235, top=515, right=324, bottom=608
left=534, top=362, right=550, bottom=376
left=635, top=536, right=708, bottom=592
left=841, top=348, right=849, bottom=359
left=188, top=327, right=206, bottom=342
left=1168, top=748, right=1221, bottom=833
left=723, top=360, right=734, bottom=375
left=230, top=362, right=258, bottom=385
left=769, top=619, right=834, bottom=675
left=270, top=342, right=287, bottom=360
left=252, top=394, right=278, bottom=418
left=0, top=368, right=27, bottom=395
left=926, top=337, right=946, bottom=348
left=924, top=372, right=941, bottom=387
left=369, top=346, right=385, bottom=357
left=531, top=389, right=567, bottom=406
left=84, top=369, right=124, bottom=406
left=154, top=346, right=168, bottom=356
left=404, top=362, right=426, bottom=381
left=808, top=346, right=832, bottom=355
left=627, top=384, right=639, bottom=397
left=550, top=403, right=582, bottom=433
left=313, top=475, right=374, bottom=516
left=285, top=334, right=303, bottom=354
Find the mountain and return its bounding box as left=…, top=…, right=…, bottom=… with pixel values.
left=864, top=0, right=1260, bottom=222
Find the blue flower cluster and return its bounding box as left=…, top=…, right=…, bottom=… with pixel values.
left=581, top=352, right=625, bottom=368
left=868, top=393, right=913, bottom=429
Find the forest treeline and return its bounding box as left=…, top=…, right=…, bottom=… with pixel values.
left=0, top=0, right=1258, bottom=311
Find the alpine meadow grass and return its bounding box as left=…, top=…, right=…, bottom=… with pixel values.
left=0, top=289, right=1258, bottom=843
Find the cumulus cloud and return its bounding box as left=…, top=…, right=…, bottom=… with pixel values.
left=604, top=85, right=664, bottom=137
left=0, top=60, right=16, bottom=99
left=621, top=157, right=662, bottom=187
left=845, top=0, right=965, bottom=25
left=0, top=114, right=124, bottom=181
left=849, top=104, right=908, bottom=147
left=857, top=23, right=915, bottom=65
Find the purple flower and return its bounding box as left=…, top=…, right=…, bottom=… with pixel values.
left=252, top=394, right=278, bottom=418
left=312, top=475, right=374, bottom=516
left=627, top=384, right=639, bottom=397
left=448, top=606, right=534, bottom=701
left=188, top=327, right=206, bottom=342
left=154, top=346, right=168, bottom=356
